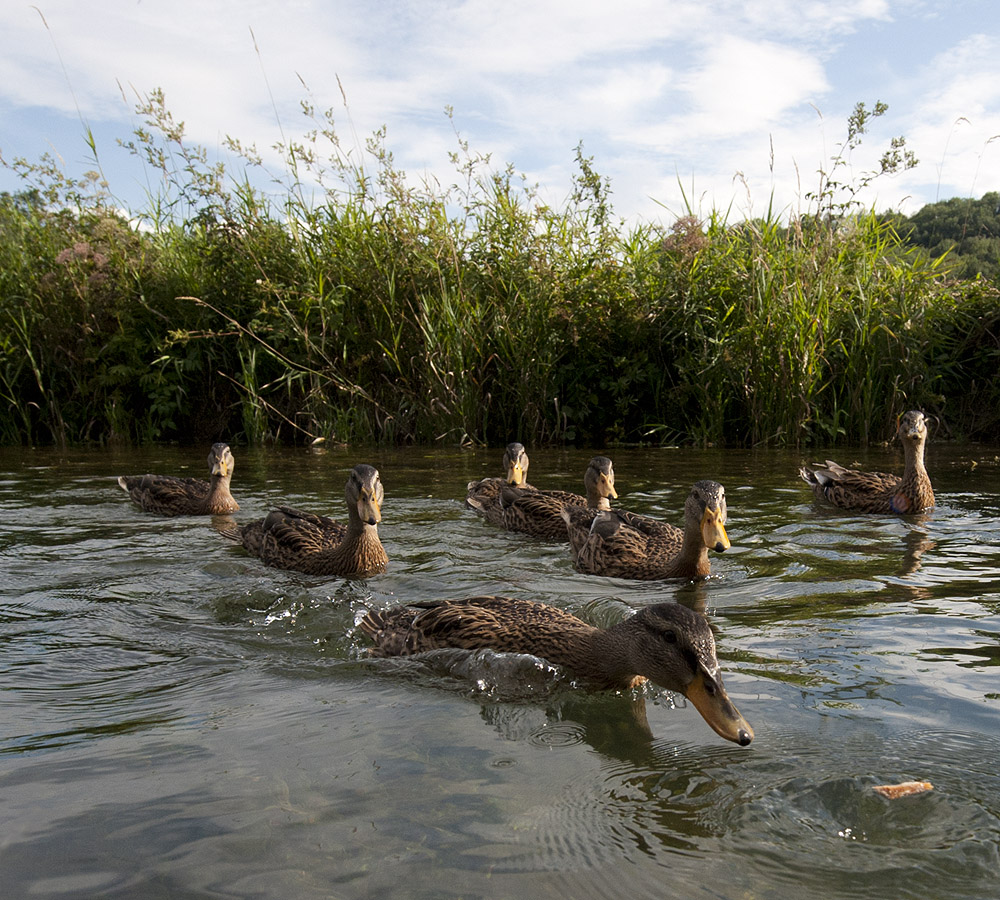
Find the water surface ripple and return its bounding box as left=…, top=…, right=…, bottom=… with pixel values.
left=1, top=444, right=998, bottom=899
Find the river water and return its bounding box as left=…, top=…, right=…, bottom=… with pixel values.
left=1, top=442, right=998, bottom=899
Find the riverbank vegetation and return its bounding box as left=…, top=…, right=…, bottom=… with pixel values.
left=1, top=93, right=998, bottom=448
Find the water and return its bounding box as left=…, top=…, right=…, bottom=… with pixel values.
left=1, top=443, right=999, bottom=899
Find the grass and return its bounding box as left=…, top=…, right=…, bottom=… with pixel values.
left=1, top=93, right=998, bottom=448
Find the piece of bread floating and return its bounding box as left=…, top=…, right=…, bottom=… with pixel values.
left=872, top=781, right=934, bottom=798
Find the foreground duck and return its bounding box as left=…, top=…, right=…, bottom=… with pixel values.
left=464, top=442, right=532, bottom=515
left=225, top=463, right=387, bottom=576
left=359, top=596, right=753, bottom=745
left=118, top=442, right=239, bottom=516
left=467, top=456, right=618, bottom=540
left=799, top=410, right=934, bottom=514
left=563, top=480, right=730, bottom=580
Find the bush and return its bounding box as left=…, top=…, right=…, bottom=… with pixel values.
left=1, top=93, right=997, bottom=447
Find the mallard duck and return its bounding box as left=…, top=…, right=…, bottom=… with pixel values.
left=464, top=442, right=532, bottom=516
left=225, top=463, right=387, bottom=576
left=563, top=480, right=730, bottom=580
left=799, top=410, right=935, bottom=514
left=467, top=456, right=618, bottom=540
left=118, top=442, right=239, bottom=516
left=359, top=595, right=753, bottom=745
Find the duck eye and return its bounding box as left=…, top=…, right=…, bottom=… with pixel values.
left=663, top=630, right=677, bottom=644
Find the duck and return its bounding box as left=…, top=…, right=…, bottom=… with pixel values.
left=799, top=410, right=935, bottom=513
left=117, top=442, right=239, bottom=516
left=464, top=442, right=532, bottom=516
left=467, top=456, right=618, bottom=540
left=562, top=480, right=730, bottom=580
left=358, top=595, right=753, bottom=745
left=224, top=463, right=387, bottom=576
left=563, top=488, right=682, bottom=547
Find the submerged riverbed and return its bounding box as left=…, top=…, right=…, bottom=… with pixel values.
left=1, top=443, right=998, bottom=899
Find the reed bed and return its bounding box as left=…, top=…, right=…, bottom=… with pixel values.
left=1, top=93, right=998, bottom=447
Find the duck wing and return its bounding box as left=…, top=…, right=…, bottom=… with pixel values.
left=360, top=596, right=592, bottom=657
left=118, top=474, right=210, bottom=515
left=799, top=460, right=901, bottom=511
left=495, top=485, right=585, bottom=539
left=234, top=505, right=347, bottom=562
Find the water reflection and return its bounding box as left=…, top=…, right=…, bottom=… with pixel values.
left=899, top=515, right=935, bottom=576
left=479, top=693, right=656, bottom=753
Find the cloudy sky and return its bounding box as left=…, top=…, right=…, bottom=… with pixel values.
left=1, top=0, right=998, bottom=225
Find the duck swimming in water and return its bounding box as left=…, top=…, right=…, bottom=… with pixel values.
left=359, top=595, right=752, bottom=745
left=799, top=410, right=934, bottom=514
left=464, top=442, right=532, bottom=517
left=467, top=455, right=618, bottom=540
left=563, top=480, right=730, bottom=580
left=225, top=463, right=387, bottom=576
left=117, top=443, right=239, bottom=516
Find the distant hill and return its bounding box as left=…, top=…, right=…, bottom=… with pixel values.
left=888, top=191, right=1000, bottom=280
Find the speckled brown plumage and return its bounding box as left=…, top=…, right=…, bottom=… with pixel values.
left=118, top=443, right=239, bottom=516
left=563, top=480, right=730, bottom=580
left=799, top=410, right=935, bottom=514
left=563, top=504, right=682, bottom=560
left=226, top=464, right=387, bottom=576
left=359, top=595, right=752, bottom=745
left=467, top=456, right=618, bottom=540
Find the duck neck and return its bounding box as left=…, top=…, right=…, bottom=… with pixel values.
left=207, top=473, right=231, bottom=499
left=672, top=520, right=710, bottom=575
left=341, top=508, right=386, bottom=569
left=585, top=483, right=612, bottom=510
left=632, top=517, right=712, bottom=579
left=902, top=437, right=927, bottom=476
left=901, top=436, right=934, bottom=506
left=206, top=473, right=236, bottom=511
left=579, top=626, right=640, bottom=689
left=345, top=505, right=375, bottom=539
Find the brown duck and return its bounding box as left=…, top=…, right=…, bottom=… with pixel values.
left=118, top=443, right=239, bottom=516
left=467, top=456, right=618, bottom=540
left=464, top=442, right=532, bottom=516
left=799, top=410, right=935, bottom=513
left=359, top=595, right=753, bottom=745
left=225, top=463, right=387, bottom=576
left=563, top=480, right=730, bottom=580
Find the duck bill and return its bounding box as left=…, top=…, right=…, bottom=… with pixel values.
left=603, top=475, right=618, bottom=500
left=899, top=412, right=926, bottom=441
left=701, top=507, right=730, bottom=552
left=507, top=462, right=525, bottom=485
left=211, top=458, right=229, bottom=478
left=685, top=668, right=753, bottom=745
left=357, top=495, right=382, bottom=526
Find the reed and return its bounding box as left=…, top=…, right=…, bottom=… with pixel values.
left=1, top=93, right=998, bottom=447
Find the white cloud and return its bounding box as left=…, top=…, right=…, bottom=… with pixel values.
left=1, top=1, right=997, bottom=223
left=678, top=36, right=829, bottom=134
left=895, top=34, right=1000, bottom=205
left=732, top=0, right=891, bottom=36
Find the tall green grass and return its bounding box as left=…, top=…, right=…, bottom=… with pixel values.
left=1, top=92, right=998, bottom=447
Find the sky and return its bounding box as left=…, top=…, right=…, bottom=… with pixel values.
left=1, top=0, right=999, bottom=226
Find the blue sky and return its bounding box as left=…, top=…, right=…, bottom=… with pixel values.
left=1, top=0, right=998, bottom=225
